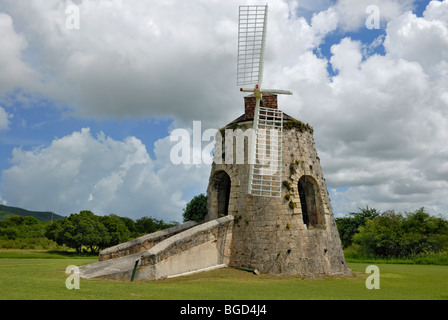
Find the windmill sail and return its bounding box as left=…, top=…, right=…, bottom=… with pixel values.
left=237, top=4, right=291, bottom=198
left=237, top=5, right=267, bottom=87
left=249, top=106, right=283, bottom=197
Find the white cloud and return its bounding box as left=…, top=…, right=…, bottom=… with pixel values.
left=0, top=0, right=331, bottom=127
left=0, top=0, right=243, bottom=127
left=311, top=7, right=339, bottom=39
left=333, top=0, right=415, bottom=31
left=0, top=106, right=11, bottom=131
left=330, top=38, right=363, bottom=75
left=0, top=128, right=209, bottom=221
left=423, top=0, right=448, bottom=23
left=0, top=13, right=37, bottom=95
left=287, top=2, right=448, bottom=218
left=384, top=8, right=448, bottom=76
left=1, top=0, right=448, bottom=219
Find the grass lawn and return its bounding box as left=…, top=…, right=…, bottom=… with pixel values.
left=0, top=252, right=447, bottom=300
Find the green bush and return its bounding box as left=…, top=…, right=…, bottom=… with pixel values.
left=45, top=210, right=109, bottom=253
left=335, top=206, right=380, bottom=248
left=0, top=215, right=47, bottom=240
left=0, top=237, right=63, bottom=250
left=353, top=208, right=448, bottom=258
left=1, top=210, right=181, bottom=253
left=182, top=194, right=208, bottom=222
left=134, top=216, right=178, bottom=235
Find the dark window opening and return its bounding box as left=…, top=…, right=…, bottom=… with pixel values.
left=298, top=176, right=324, bottom=228
left=298, top=181, right=309, bottom=226
left=213, top=171, right=231, bottom=217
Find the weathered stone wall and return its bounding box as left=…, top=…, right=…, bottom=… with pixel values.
left=136, top=215, right=234, bottom=281
left=206, top=119, right=351, bottom=276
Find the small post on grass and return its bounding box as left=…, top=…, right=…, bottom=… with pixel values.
left=131, top=256, right=142, bottom=282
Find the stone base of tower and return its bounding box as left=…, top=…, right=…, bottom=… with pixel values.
left=205, top=95, right=352, bottom=277
left=228, top=197, right=352, bottom=276
left=208, top=172, right=352, bottom=277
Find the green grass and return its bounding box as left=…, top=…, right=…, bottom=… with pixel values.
left=0, top=255, right=447, bottom=300
left=344, top=246, right=448, bottom=265
left=0, top=249, right=98, bottom=259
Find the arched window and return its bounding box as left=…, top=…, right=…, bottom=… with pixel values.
left=298, top=179, right=311, bottom=226
left=298, top=176, right=325, bottom=228
left=212, top=171, right=231, bottom=217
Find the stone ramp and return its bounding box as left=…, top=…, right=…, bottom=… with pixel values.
left=98, top=220, right=198, bottom=261
left=79, top=251, right=143, bottom=280
left=78, top=215, right=234, bottom=281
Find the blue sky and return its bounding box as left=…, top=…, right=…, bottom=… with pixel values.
left=0, top=94, right=173, bottom=165
left=0, top=0, right=447, bottom=221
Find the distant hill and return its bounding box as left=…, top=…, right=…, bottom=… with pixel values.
left=0, top=204, right=65, bottom=222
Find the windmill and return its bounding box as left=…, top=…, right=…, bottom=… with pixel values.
left=237, top=4, right=292, bottom=198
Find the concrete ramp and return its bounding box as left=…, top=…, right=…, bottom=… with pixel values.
left=79, top=215, right=234, bottom=281
left=98, top=220, right=198, bottom=261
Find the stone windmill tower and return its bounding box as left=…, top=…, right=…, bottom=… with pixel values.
left=205, top=5, right=350, bottom=276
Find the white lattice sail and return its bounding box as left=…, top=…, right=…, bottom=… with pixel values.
left=237, top=5, right=268, bottom=87
left=237, top=4, right=292, bottom=198
left=248, top=107, right=284, bottom=197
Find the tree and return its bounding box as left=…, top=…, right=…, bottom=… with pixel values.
left=116, top=216, right=137, bottom=237
left=182, top=194, right=208, bottom=222
left=131, top=216, right=178, bottom=237
left=335, top=206, right=381, bottom=248
left=135, top=217, right=164, bottom=234
left=45, top=211, right=108, bottom=253
left=99, top=214, right=131, bottom=248
left=44, top=211, right=181, bottom=252
left=353, top=208, right=448, bottom=258
left=0, top=216, right=45, bottom=240
left=45, top=219, right=64, bottom=246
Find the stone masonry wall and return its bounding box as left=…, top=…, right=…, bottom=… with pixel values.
left=136, top=215, right=234, bottom=281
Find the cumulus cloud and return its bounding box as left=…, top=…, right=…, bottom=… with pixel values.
left=333, top=0, right=415, bottom=31
left=1, top=0, right=448, bottom=219
left=385, top=4, right=448, bottom=76
left=291, top=1, right=448, bottom=217
left=0, top=13, right=37, bottom=95
left=311, top=7, right=339, bottom=40
left=0, top=128, right=210, bottom=221
left=0, top=0, right=242, bottom=127
left=0, top=0, right=342, bottom=126
left=0, top=107, right=11, bottom=131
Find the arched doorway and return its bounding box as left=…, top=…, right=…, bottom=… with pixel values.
left=212, top=170, right=231, bottom=217
left=298, top=176, right=324, bottom=228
